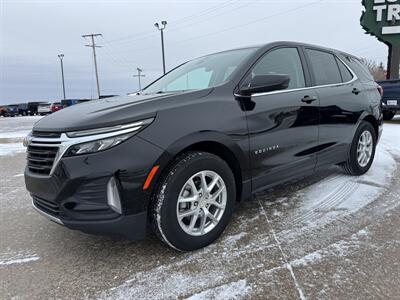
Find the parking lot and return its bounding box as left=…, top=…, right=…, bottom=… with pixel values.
left=1, top=115, right=400, bottom=299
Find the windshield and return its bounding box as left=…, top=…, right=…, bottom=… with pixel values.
left=142, top=48, right=257, bottom=94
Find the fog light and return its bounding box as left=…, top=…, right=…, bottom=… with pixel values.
left=107, top=177, right=122, bottom=214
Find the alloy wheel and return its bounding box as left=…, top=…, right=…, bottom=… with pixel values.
left=357, top=130, right=373, bottom=167
left=176, top=170, right=227, bottom=236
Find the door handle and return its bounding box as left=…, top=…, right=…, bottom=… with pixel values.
left=301, top=95, right=318, bottom=104
left=352, top=88, right=361, bottom=95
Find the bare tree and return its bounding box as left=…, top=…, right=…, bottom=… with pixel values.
left=360, top=58, right=386, bottom=81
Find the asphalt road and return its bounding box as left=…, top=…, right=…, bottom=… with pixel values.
left=1, top=116, right=400, bottom=299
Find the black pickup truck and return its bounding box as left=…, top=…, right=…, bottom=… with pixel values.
left=377, top=79, right=400, bottom=120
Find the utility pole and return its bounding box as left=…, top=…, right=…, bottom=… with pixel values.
left=133, top=67, right=145, bottom=91
left=82, top=33, right=102, bottom=99
left=58, top=54, right=66, bottom=100
left=154, top=21, right=167, bottom=74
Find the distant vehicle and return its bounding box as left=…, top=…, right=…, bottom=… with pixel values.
left=37, top=102, right=52, bottom=115
left=25, top=42, right=383, bottom=251
left=0, top=106, right=6, bottom=117
left=5, top=104, right=19, bottom=117
left=61, top=99, right=80, bottom=108
left=50, top=102, right=62, bottom=113
left=61, top=99, right=92, bottom=108
left=27, top=102, right=44, bottom=115
left=377, top=79, right=400, bottom=120
left=17, top=103, right=29, bottom=116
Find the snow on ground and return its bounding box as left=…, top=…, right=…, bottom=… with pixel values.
left=0, top=116, right=41, bottom=156
left=290, top=229, right=369, bottom=267
left=0, top=143, right=26, bottom=156
left=186, top=279, right=251, bottom=300
left=0, top=130, right=30, bottom=139
left=0, top=250, right=40, bottom=266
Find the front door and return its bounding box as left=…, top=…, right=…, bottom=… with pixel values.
left=241, top=47, right=319, bottom=192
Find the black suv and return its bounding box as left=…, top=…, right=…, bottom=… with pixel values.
left=24, top=42, right=382, bottom=251
left=377, top=79, right=400, bottom=120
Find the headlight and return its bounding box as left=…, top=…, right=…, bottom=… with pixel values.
left=65, top=132, right=134, bottom=156
left=66, top=119, right=153, bottom=138
left=64, top=118, right=154, bottom=156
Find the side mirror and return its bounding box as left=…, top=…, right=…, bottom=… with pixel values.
left=240, top=74, right=290, bottom=96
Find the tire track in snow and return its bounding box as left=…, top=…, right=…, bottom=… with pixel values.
left=291, top=180, right=360, bottom=226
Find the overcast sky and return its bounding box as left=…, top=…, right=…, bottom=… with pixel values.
left=0, top=0, right=388, bottom=105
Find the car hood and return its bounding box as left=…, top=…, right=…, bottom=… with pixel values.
left=33, top=89, right=212, bottom=132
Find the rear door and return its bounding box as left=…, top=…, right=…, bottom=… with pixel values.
left=242, top=46, right=319, bottom=192
left=304, top=48, right=365, bottom=167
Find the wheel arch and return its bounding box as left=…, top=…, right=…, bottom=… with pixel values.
left=361, top=114, right=379, bottom=138
left=151, top=131, right=250, bottom=204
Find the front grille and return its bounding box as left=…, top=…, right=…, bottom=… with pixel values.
left=32, top=131, right=61, bottom=138
left=33, top=196, right=60, bottom=216
left=27, top=145, right=59, bottom=175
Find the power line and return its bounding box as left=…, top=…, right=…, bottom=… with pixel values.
left=82, top=33, right=102, bottom=99
left=102, top=0, right=326, bottom=58
left=102, top=0, right=238, bottom=45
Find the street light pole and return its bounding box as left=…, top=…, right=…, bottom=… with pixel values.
left=58, top=54, right=66, bottom=100
left=133, top=67, right=145, bottom=91
left=154, top=21, right=167, bottom=74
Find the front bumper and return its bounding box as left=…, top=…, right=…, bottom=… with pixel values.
left=25, top=135, right=166, bottom=239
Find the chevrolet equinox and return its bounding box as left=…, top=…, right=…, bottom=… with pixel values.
left=24, top=42, right=383, bottom=251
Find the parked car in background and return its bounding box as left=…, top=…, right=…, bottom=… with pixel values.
left=61, top=99, right=92, bottom=108
left=27, top=102, right=44, bottom=115
left=377, top=79, right=400, bottom=120
left=0, top=106, right=6, bottom=117
left=50, top=102, right=62, bottom=113
left=5, top=104, right=19, bottom=117
left=37, top=102, right=52, bottom=115
left=25, top=42, right=383, bottom=251
left=17, top=103, right=29, bottom=116
left=61, top=99, right=80, bottom=108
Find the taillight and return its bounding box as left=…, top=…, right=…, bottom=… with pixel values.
left=378, top=86, right=383, bottom=97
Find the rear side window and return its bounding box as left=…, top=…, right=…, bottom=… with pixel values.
left=336, top=58, right=353, bottom=83
left=250, top=47, right=306, bottom=89
left=342, top=56, right=374, bottom=83
left=306, top=49, right=342, bottom=86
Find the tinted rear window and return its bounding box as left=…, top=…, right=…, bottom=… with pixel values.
left=340, top=55, right=374, bottom=83
left=306, top=49, right=342, bottom=86
left=336, top=58, right=353, bottom=82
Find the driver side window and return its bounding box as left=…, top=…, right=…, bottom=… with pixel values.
left=250, top=48, right=306, bottom=90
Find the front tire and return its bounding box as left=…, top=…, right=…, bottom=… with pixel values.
left=151, top=151, right=236, bottom=251
left=342, top=121, right=376, bottom=176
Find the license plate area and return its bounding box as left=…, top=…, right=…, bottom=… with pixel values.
left=387, top=100, right=398, bottom=106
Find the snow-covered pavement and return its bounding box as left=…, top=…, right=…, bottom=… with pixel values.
left=1, top=116, right=400, bottom=299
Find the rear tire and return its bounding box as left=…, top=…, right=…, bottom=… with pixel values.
left=342, top=121, right=376, bottom=176
left=383, top=111, right=395, bottom=121
left=151, top=151, right=236, bottom=251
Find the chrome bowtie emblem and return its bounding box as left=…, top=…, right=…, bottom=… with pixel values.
left=23, top=134, right=33, bottom=147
